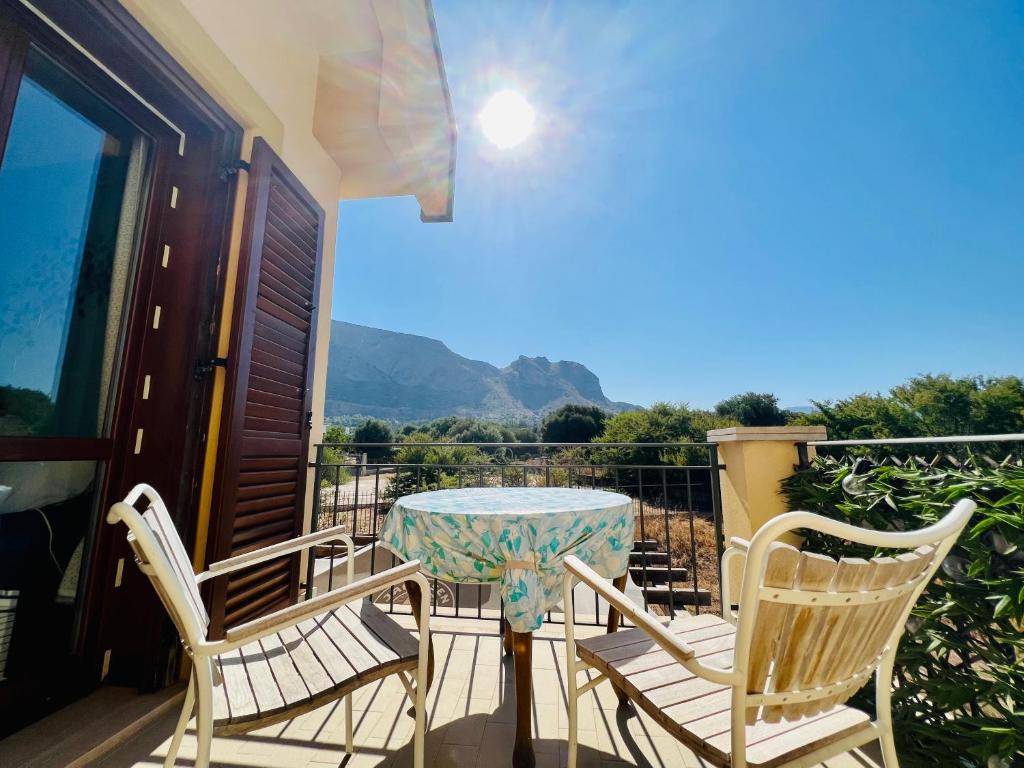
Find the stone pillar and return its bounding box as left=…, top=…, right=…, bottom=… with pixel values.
left=707, top=426, right=827, bottom=588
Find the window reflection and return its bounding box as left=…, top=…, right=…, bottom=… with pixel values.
left=0, top=46, right=148, bottom=437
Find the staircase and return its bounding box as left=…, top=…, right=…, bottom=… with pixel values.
left=628, top=539, right=711, bottom=608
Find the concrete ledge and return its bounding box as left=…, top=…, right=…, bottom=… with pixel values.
left=706, top=426, right=827, bottom=443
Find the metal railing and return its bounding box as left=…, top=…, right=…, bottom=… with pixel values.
left=305, top=442, right=725, bottom=626
left=796, top=432, right=1024, bottom=469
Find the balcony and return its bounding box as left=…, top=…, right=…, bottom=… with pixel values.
left=84, top=614, right=881, bottom=768
left=2, top=436, right=1016, bottom=768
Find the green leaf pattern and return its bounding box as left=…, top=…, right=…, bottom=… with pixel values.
left=379, top=488, right=634, bottom=632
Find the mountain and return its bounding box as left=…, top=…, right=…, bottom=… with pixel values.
left=325, top=321, right=635, bottom=422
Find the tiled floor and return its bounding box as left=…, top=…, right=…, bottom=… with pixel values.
left=97, top=616, right=882, bottom=768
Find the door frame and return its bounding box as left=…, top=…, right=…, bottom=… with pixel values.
left=0, top=0, right=241, bottom=695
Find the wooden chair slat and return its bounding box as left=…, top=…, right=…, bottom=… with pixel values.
left=599, top=624, right=733, bottom=664
left=745, top=543, right=800, bottom=699
left=829, top=548, right=934, bottom=708
left=276, top=624, right=335, bottom=698
left=347, top=600, right=420, bottom=659
left=211, top=661, right=230, bottom=724
left=606, top=631, right=737, bottom=677
left=702, top=707, right=871, bottom=768
left=769, top=552, right=838, bottom=721
left=294, top=616, right=359, bottom=687
left=238, top=638, right=286, bottom=717
left=217, top=649, right=259, bottom=723
left=577, top=612, right=722, bottom=653
left=258, top=631, right=312, bottom=707
left=321, top=611, right=385, bottom=676
left=799, top=557, right=874, bottom=716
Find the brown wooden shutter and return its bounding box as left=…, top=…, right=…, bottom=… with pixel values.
left=208, top=138, right=324, bottom=636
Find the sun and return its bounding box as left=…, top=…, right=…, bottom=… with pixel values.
left=478, top=90, right=536, bottom=149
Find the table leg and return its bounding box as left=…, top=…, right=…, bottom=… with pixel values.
left=605, top=574, right=629, bottom=707
left=405, top=579, right=434, bottom=692
left=511, top=630, right=535, bottom=768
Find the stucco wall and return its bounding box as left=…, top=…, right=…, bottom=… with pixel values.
left=120, top=0, right=342, bottom=563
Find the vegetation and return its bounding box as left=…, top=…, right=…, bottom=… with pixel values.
left=791, top=374, right=1024, bottom=440
left=352, top=418, right=393, bottom=461
left=714, top=391, right=790, bottom=426
left=783, top=456, right=1024, bottom=766
left=596, top=402, right=734, bottom=465
left=319, top=426, right=351, bottom=486
left=0, top=385, right=54, bottom=435
left=539, top=404, right=607, bottom=444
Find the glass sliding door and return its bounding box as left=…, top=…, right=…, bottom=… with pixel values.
left=0, top=43, right=150, bottom=734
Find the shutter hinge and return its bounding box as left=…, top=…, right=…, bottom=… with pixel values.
left=194, top=356, right=228, bottom=380
left=219, top=158, right=250, bottom=182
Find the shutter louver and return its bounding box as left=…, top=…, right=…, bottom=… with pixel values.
left=209, top=138, right=324, bottom=635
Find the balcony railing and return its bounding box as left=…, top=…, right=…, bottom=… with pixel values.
left=305, top=442, right=725, bottom=626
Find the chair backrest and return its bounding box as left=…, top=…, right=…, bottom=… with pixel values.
left=106, top=484, right=210, bottom=648
left=732, top=498, right=975, bottom=723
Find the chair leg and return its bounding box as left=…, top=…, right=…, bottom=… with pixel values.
left=413, top=659, right=427, bottom=768
left=567, top=688, right=579, bottom=768
left=345, top=693, right=354, bottom=754
left=164, top=674, right=195, bottom=768
left=564, top=574, right=580, bottom=768
left=879, top=727, right=900, bottom=767
left=193, top=660, right=215, bottom=768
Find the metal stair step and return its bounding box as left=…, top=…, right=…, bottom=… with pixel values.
left=628, top=551, right=670, bottom=566
left=641, top=586, right=712, bottom=607
left=632, top=539, right=661, bottom=552
left=629, top=565, right=689, bottom=584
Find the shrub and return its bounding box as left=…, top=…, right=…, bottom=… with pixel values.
left=782, top=456, right=1024, bottom=766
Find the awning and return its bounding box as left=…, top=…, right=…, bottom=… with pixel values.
left=310, top=0, right=456, bottom=222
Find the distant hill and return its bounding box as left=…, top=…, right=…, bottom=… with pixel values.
left=784, top=405, right=818, bottom=414
left=325, top=321, right=636, bottom=422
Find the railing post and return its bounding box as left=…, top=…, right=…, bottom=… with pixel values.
left=706, top=427, right=828, bottom=598
left=707, top=443, right=725, bottom=584
left=796, top=441, right=810, bottom=470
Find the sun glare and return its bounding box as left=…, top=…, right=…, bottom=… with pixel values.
left=479, top=90, right=536, bottom=149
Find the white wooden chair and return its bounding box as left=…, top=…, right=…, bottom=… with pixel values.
left=562, top=498, right=976, bottom=768
left=107, top=483, right=432, bottom=768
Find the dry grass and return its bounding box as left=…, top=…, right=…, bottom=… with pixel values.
left=635, top=511, right=722, bottom=615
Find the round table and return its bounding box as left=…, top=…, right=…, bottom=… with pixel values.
left=380, top=487, right=636, bottom=768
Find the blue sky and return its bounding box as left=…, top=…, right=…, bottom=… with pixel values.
left=333, top=1, right=1024, bottom=410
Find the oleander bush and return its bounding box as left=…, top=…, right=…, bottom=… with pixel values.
left=782, top=456, right=1024, bottom=767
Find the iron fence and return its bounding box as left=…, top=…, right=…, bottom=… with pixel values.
left=796, top=432, right=1024, bottom=469
left=305, top=442, right=725, bottom=627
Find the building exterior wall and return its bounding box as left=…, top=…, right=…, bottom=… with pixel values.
left=118, top=0, right=343, bottom=565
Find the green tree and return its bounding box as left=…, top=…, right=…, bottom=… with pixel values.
left=714, top=391, right=789, bottom=426
left=596, top=402, right=734, bottom=465
left=352, top=418, right=393, bottom=461
left=448, top=421, right=505, bottom=443
left=540, top=404, right=607, bottom=444
left=794, top=375, right=1024, bottom=440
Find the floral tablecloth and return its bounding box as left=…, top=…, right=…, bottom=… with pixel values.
left=379, top=487, right=635, bottom=632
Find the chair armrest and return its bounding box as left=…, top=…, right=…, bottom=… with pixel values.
left=208, top=559, right=423, bottom=652
left=564, top=555, right=695, bottom=664
left=197, top=524, right=355, bottom=582
left=729, top=537, right=749, bottom=551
